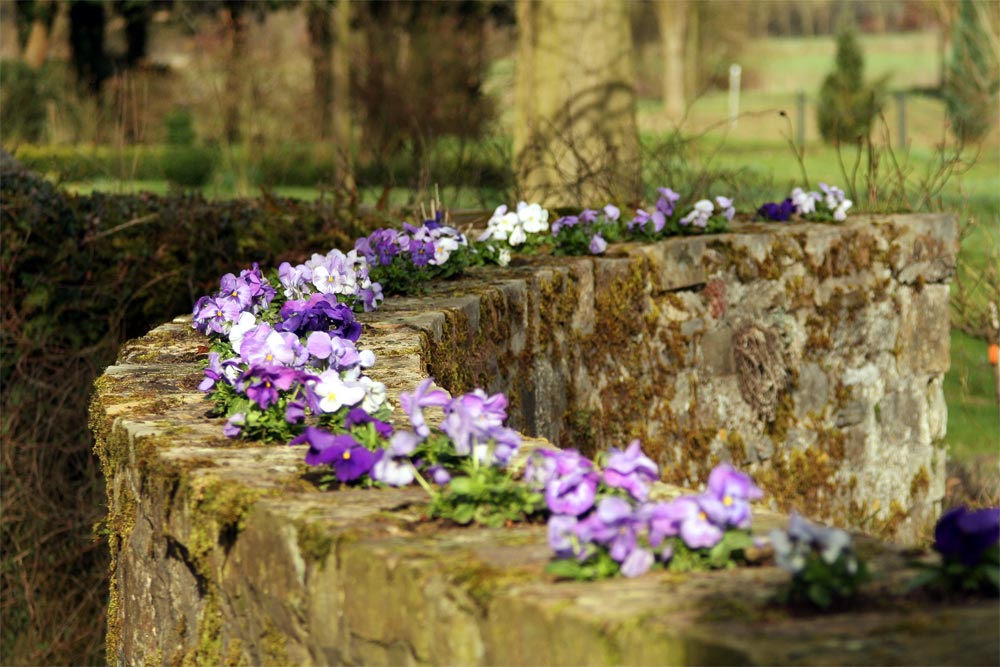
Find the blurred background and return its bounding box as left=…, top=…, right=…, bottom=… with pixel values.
left=1, top=1, right=997, bottom=664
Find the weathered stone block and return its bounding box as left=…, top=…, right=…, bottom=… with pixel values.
left=629, top=236, right=708, bottom=292
left=896, top=284, right=951, bottom=375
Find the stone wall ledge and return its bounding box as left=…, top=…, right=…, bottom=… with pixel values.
left=92, top=214, right=998, bottom=666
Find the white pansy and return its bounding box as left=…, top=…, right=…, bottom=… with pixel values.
left=791, top=187, right=819, bottom=215
left=314, top=371, right=367, bottom=413
left=509, top=225, right=527, bottom=246
left=497, top=248, right=511, bottom=267
left=518, top=201, right=549, bottom=233
left=833, top=199, right=852, bottom=221
left=228, top=311, right=259, bottom=352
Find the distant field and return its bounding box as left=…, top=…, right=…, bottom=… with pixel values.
left=740, top=31, right=942, bottom=94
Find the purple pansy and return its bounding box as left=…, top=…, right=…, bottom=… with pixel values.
left=240, top=365, right=299, bottom=409
left=576, top=497, right=645, bottom=564
left=548, top=514, right=582, bottom=559
left=645, top=496, right=723, bottom=550
left=656, top=187, right=681, bottom=217
left=620, top=546, right=655, bottom=578
left=758, top=198, right=795, bottom=222
left=291, top=427, right=380, bottom=481
left=440, top=389, right=508, bottom=456
left=222, top=413, right=245, bottom=438
left=399, top=378, right=451, bottom=438
left=276, top=294, right=361, bottom=339
left=552, top=215, right=579, bottom=235
left=410, top=238, right=435, bottom=267
left=704, top=462, right=764, bottom=529
left=428, top=465, right=452, bottom=485
left=192, top=295, right=242, bottom=334
left=603, top=439, right=659, bottom=501
left=545, top=460, right=600, bottom=517
left=199, top=352, right=226, bottom=392
left=934, top=506, right=1000, bottom=567
left=589, top=233, right=607, bottom=255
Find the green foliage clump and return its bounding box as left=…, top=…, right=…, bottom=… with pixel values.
left=160, top=108, right=215, bottom=188
left=162, top=145, right=216, bottom=189
left=164, top=107, right=197, bottom=147
left=428, top=464, right=546, bottom=528
left=944, top=0, right=1000, bottom=143
left=817, top=24, right=885, bottom=144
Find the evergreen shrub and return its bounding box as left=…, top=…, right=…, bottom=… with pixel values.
left=944, top=0, right=1000, bottom=143
left=817, top=24, right=886, bottom=144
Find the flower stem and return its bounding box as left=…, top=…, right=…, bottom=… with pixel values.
left=409, top=461, right=437, bottom=498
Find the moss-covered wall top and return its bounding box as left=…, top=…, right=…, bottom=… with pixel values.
left=90, top=214, right=982, bottom=666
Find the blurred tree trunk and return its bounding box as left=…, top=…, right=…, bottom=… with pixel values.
left=684, top=2, right=700, bottom=98
left=307, top=3, right=334, bottom=140
left=332, top=0, right=353, bottom=186
left=119, top=1, right=152, bottom=69
left=799, top=1, right=816, bottom=36
left=657, top=0, right=687, bottom=124
left=21, top=1, right=57, bottom=69
left=308, top=1, right=353, bottom=185
left=220, top=4, right=246, bottom=144
left=69, top=1, right=109, bottom=96
left=514, top=0, right=641, bottom=207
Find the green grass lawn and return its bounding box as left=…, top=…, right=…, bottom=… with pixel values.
left=944, top=329, right=1000, bottom=461
left=61, top=178, right=505, bottom=211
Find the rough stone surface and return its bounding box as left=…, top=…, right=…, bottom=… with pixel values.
left=90, top=215, right=983, bottom=666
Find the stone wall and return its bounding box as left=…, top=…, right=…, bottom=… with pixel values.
left=89, top=214, right=990, bottom=666
left=367, top=214, right=955, bottom=542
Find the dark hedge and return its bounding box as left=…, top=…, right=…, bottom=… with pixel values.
left=0, top=165, right=382, bottom=665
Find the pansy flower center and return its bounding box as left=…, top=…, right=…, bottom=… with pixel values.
left=343, top=450, right=351, bottom=460
left=724, top=495, right=733, bottom=507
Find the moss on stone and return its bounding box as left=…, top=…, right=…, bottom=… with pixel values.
left=223, top=638, right=248, bottom=667
left=909, top=466, right=931, bottom=499
left=260, top=618, right=288, bottom=666
left=726, top=430, right=747, bottom=464
left=295, top=518, right=334, bottom=567
left=182, top=590, right=223, bottom=667
left=186, top=475, right=270, bottom=570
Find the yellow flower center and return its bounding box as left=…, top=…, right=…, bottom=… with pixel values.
left=698, top=512, right=707, bottom=521
left=327, top=276, right=334, bottom=283
left=327, top=393, right=336, bottom=401
left=216, top=310, right=223, bottom=317
left=265, top=381, right=271, bottom=388
left=342, top=450, right=351, bottom=460
left=231, top=290, right=238, bottom=297
left=723, top=495, right=733, bottom=507
left=265, top=353, right=273, bottom=362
